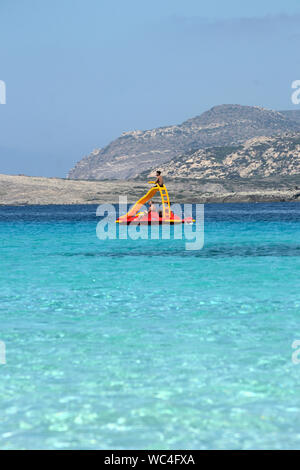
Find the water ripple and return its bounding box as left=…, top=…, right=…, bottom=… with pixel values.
left=53, top=244, right=300, bottom=258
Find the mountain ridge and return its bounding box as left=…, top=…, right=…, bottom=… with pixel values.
left=68, top=104, right=300, bottom=180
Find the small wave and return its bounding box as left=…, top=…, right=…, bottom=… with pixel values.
left=52, top=244, right=300, bottom=259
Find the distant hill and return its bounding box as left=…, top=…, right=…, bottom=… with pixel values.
left=149, top=133, right=300, bottom=179
left=67, top=104, right=300, bottom=180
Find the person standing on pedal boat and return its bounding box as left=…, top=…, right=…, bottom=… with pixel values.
left=154, top=170, right=164, bottom=187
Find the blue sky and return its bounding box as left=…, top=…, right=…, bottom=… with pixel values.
left=1, top=0, right=300, bottom=176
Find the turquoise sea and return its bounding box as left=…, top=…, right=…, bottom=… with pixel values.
left=1, top=203, right=300, bottom=450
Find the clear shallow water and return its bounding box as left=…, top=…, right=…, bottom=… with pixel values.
left=0, top=203, right=300, bottom=450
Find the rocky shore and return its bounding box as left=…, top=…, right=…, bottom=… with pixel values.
left=1, top=173, right=300, bottom=205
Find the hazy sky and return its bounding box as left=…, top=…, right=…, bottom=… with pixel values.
left=1, top=0, right=300, bottom=177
